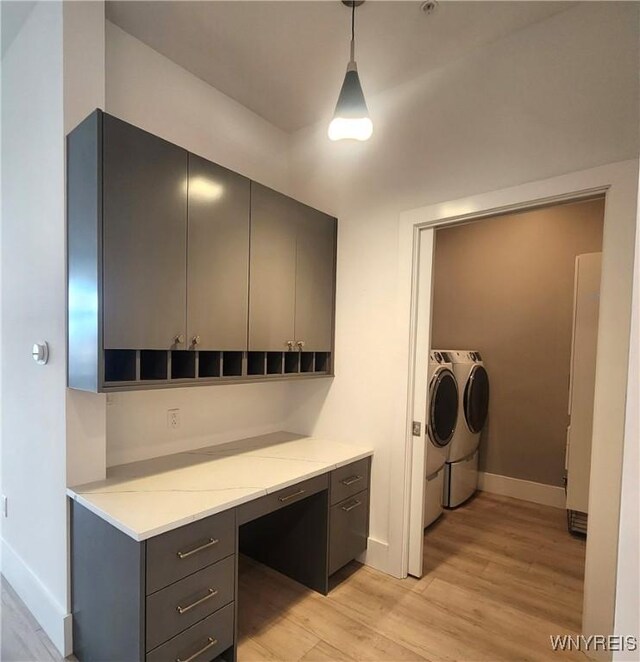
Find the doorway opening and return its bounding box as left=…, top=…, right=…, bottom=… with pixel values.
left=398, top=162, right=638, bottom=644
left=408, top=198, right=604, bottom=647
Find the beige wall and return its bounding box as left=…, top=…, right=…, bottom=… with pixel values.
left=431, top=199, right=604, bottom=487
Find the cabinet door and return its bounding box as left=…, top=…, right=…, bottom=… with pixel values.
left=187, top=155, right=250, bottom=350
left=103, top=115, right=187, bottom=350
left=295, top=206, right=336, bottom=351
left=248, top=184, right=297, bottom=351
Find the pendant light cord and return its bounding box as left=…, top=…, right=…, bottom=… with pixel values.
left=350, top=1, right=356, bottom=63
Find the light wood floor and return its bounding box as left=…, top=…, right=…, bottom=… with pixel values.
left=1, top=493, right=587, bottom=662
left=237, top=493, right=587, bottom=662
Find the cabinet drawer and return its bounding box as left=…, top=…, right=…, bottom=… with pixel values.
left=330, top=458, right=370, bottom=506
left=146, top=602, right=234, bottom=662
left=147, top=509, right=235, bottom=594
left=329, top=490, right=370, bottom=575
left=237, top=473, right=328, bottom=525
left=146, top=555, right=234, bottom=652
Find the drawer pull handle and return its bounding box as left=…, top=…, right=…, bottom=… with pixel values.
left=176, top=588, right=218, bottom=615
left=341, top=475, right=363, bottom=487
left=341, top=499, right=362, bottom=513
left=278, top=489, right=306, bottom=503
left=177, top=538, right=219, bottom=560
left=175, top=636, right=218, bottom=662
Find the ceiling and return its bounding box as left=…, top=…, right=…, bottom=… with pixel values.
left=106, top=1, right=575, bottom=133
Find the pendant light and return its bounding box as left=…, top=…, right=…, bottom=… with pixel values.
left=328, top=0, right=373, bottom=142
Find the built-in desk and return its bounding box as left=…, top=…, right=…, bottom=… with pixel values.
left=67, top=432, right=373, bottom=662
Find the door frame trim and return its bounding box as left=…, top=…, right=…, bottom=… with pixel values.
left=392, top=159, right=638, bottom=646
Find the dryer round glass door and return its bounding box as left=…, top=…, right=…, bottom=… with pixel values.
left=464, top=365, right=489, bottom=433
left=428, top=369, right=458, bottom=447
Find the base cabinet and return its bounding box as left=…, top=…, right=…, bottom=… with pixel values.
left=71, top=459, right=370, bottom=661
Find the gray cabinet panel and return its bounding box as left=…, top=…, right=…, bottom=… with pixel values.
left=103, top=115, right=188, bottom=350
left=187, top=155, right=250, bottom=350
left=68, top=111, right=102, bottom=391
left=295, top=207, right=336, bottom=352
left=329, top=489, right=370, bottom=575
left=248, top=184, right=297, bottom=351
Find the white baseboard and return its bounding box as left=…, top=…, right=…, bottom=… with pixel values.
left=478, top=471, right=566, bottom=509
left=359, top=536, right=390, bottom=573
left=1, top=538, right=71, bottom=656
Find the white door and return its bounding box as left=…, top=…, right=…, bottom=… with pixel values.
left=407, top=228, right=435, bottom=577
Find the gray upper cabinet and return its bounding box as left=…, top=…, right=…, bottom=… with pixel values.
left=249, top=184, right=298, bottom=351
left=187, top=155, right=250, bottom=350
left=67, top=110, right=336, bottom=391
left=103, top=114, right=188, bottom=350
left=295, top=205, right=336, bottom=351
left=249, top=184, right=336, bottom=352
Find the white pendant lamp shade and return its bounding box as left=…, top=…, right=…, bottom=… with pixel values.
left=328, top=62, right=373, bottom=141
left=328, top=1, right=373, bottom=141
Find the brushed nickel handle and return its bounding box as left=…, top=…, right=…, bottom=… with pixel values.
left=174, top=334, right=185, bottom=345
left=341, top=475, right=363, bottom=487
left=341, top=499, right=362, bottom=513
left=296, top=340, right=305, bottom=350
left=191, top=335, right=201, bottom=347
left=175, top=636, right=218, bottom=662
left=176, top=588, right=218, bottom=615
left=286, top=340, right=295, bottom=350
left=278, top=489, right=306, bottom=503
left=176, top=537, right=218, bottom=560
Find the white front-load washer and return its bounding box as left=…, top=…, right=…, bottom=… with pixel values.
left=436, top=350, right=489, bottom=508
left=424, top=351, right=458, bottom=527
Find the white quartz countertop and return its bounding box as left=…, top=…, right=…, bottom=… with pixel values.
left=67, top=432, right=373, bottom=541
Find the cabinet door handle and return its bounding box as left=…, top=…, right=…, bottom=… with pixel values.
left=341, top=475, right=363, bottom=487
left=286, top=340, right=295, bottom=350
left=191, top=335, right=201, bottom=347
left=278, top=489, right=306, bottom=503
left=176, top=588, right=218, bottom=615
left=176, top=537, right=219, bottom=560
left=175, top=636, right=218, bottom=662
left=174, top=334, right=185, bottom=345
left=296, top=340, right=305, bottom=350
left=341, top=499, right=362, bottom=513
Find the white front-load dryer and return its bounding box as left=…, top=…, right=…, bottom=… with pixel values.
left=436, top=350, right=489, bottom=508
left=424, top=351, right=458, bottom=527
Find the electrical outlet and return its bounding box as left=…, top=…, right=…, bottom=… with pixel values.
left=2, top=495, right=7, bottom=518
left=412, top=421, right=422, bottom=436
left=167, top=409, right=180, bottom=430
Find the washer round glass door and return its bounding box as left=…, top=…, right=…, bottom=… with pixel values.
left=464, top=365, right=489, bottom=433
left=428, top=368, right=458, bottom=447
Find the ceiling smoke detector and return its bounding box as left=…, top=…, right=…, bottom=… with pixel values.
left=420, top=1, right=439, bottom=15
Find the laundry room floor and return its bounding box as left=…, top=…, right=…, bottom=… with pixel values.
left=237, top=492, right=587, bottom=661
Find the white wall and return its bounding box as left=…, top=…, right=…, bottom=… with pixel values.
left=285, top=2, right=640, bottom=574
left=104, top=22, right=303, bottom=466
left=1, top=2, right=69, bottom=652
